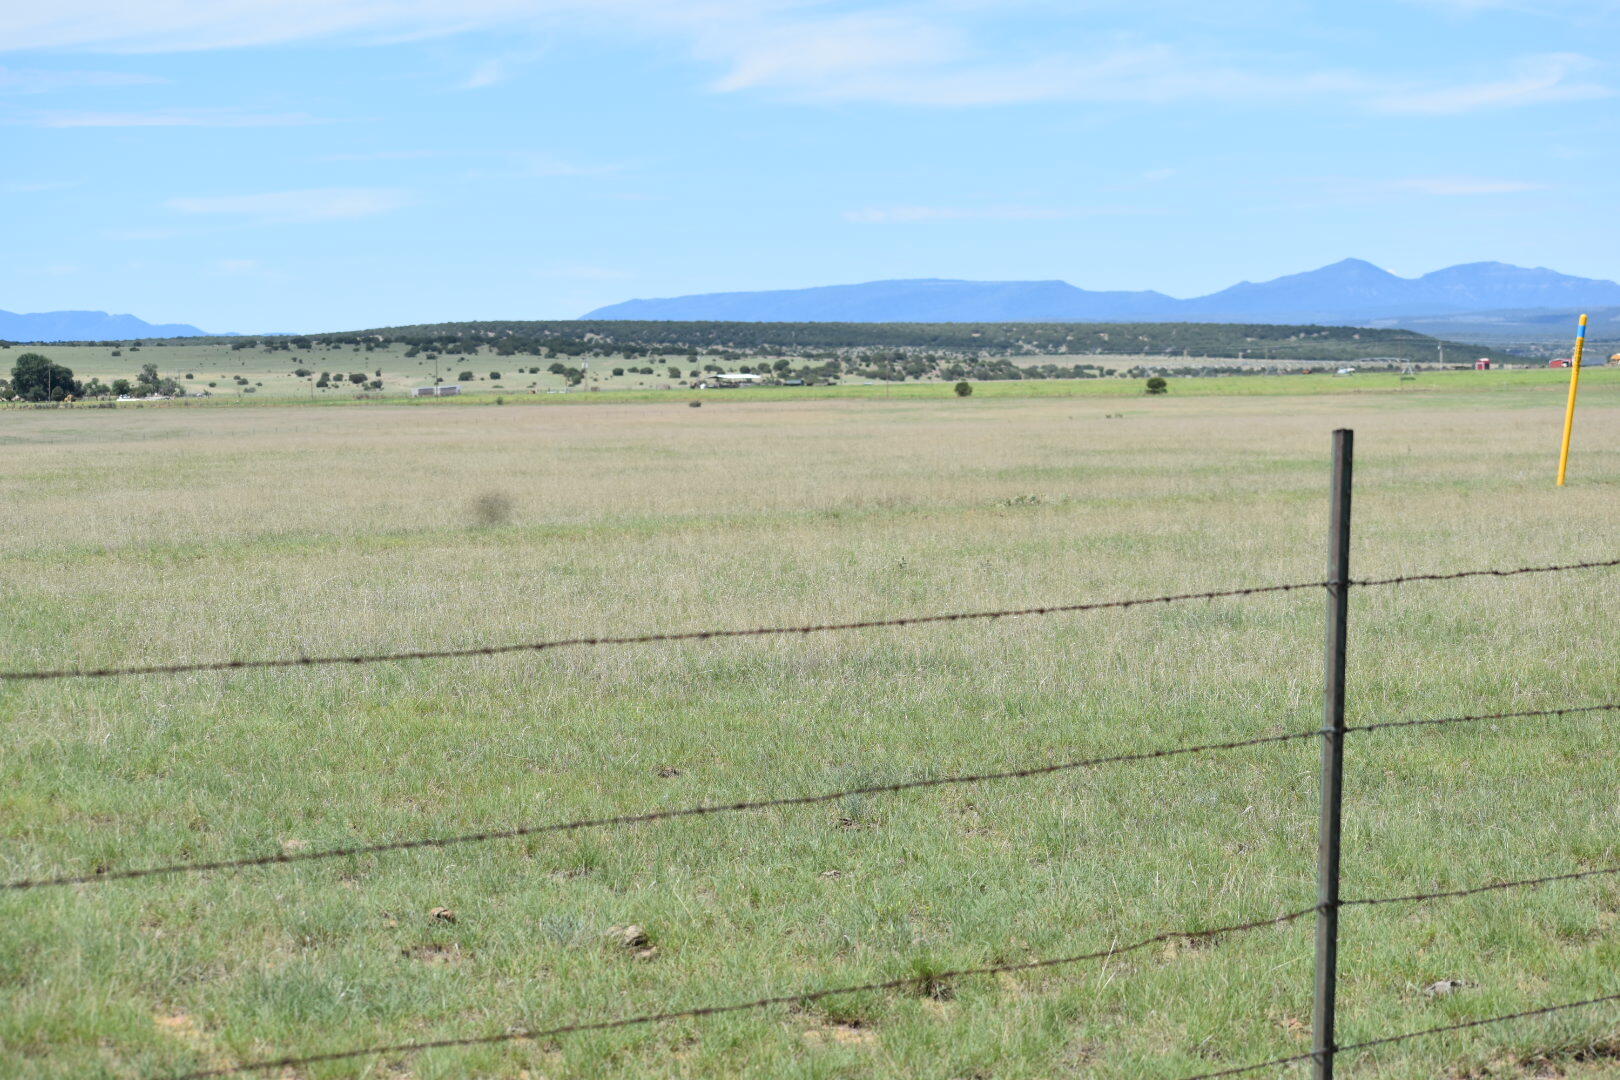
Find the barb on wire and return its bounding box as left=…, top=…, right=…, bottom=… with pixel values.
left=1170, top=990, right=1620, bottom=1080
left=1347, top=702, right=1620, bottom=737
left=0, top=579, right=1327, bottom=682
left=4, top=728, right=1320, bottom=891
left=1351, top=864, right=1620, bottom=907
left=1339, top=990, right=1620, bottom=1054
left=167, top=906, right=1316, bottom=1079
left=1353, top=556, right=1620, bottom=590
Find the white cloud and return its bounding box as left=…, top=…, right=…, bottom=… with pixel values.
left=167, top=187, right=414, bottom=223
left=0, top=66, right=165, bottom=93
left=28, top=107, right=325, bottom=127
left=1372, top=52, right=1610, bottom=113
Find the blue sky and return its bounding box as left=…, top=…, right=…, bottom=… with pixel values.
left=2, top=0, right=1616, bottom=332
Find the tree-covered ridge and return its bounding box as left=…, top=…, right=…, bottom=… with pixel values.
left=86, top=319, right=1521, bottom=366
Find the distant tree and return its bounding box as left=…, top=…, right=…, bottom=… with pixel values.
left=489, top=371, right=503, bottom=380
left=294, top=368, right=312, bottom=378
left=1145, top=377, right=1168, bottom=395
left=366, top=379, right=383, bottom=390
left=11, top=353, right=82, bottom=401
left=953, top=381, right=972, bottom=397
left=611, top=367, right=625, bottom=376
left=458, top=370, right=474, bottom=381
left=348, top=372, right=367, bottom=385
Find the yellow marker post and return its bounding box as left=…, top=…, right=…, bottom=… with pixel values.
left=1556, top=313, right=1589, bottom=486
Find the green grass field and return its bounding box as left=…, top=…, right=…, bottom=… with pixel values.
left=2, top=380, right=1618, bottom=1079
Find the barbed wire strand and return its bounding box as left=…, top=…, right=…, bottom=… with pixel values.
left=10, top=555, right=1620, bottom=686
left=0, top=579, right=1328, bottom=682
left=166, top=910, right=1620, bottom=1079
left=1352, top=556, right=1620, bottom=590
left=167, top=906, right=1318, bottom=1079
left=1349, top=864, right=1620, bottom=907
left=1168, top=990, right=1620, bottom=1080
left=10, top=701, right=1616, bottom=892
left=3, top=727, right=1322, bottom=891
left=1347, top=702, right=1620, bottom=736
left=1337, top=991, right=1620, bottom=1055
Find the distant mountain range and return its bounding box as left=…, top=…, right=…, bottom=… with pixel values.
left=583, top=259, right=1620, bottom=331
left=9, top=259, right=1616, bottom=343
left=0, top=309, right=207, bottom=342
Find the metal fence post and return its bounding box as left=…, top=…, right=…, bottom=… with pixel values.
left=1312, top=429, right=1353, bottom=1080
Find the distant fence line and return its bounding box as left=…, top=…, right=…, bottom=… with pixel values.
left=4, top=429, right=1617, bottom=1080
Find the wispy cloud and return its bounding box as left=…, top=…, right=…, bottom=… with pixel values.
left=1305, top=174, right=1551, bottom=201
left=703, top=23, right=1369, bottom=107
left=1, top=2, right=1610, bottom=118
left=28, top=107, right=326, bottom=127
left=1387, top=176, right=1548, bottom=195
left=844, top=205, right=1084, bottom=224
left=466, top=151, right=623, bottom=179
left=318, top=149, right=441, bottom=162
left=530, top=263, right=633, bottom=280
left=166, top=187, right=414, bottom=224
left=105, top=226, right=182, bottom=241
left=1371, top=52, right=1610, bottom=113
left=2, top=179, right=79, bottom=193
left=0, top=66, right=165, bottom=93
left=460, top=58, right=506, bottom=89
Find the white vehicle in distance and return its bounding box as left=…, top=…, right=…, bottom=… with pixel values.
left=693, top=372, right=765, bottom=389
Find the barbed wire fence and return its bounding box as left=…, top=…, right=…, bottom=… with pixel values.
left=3, top=429, right=1618, bottom=1079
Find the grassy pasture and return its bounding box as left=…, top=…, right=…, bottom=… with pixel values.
left=2, top=384, right=1618, bottom=1079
